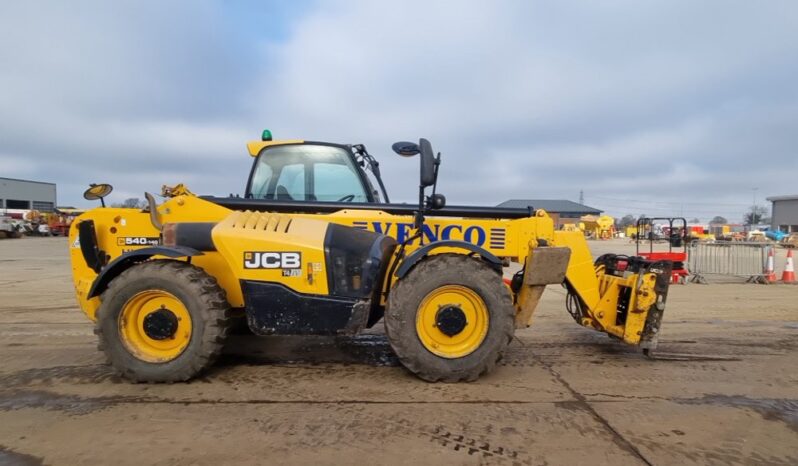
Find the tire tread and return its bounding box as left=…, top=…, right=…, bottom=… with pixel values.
left=385, top=253, right=514, bottom=382
left=96, top=260, right=231, bottom=383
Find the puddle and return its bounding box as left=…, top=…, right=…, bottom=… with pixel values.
left=0, top=390, right=142, bottom=415
left=222, top=333, right=399, bottom=367
left=0, top=335, right=399, bottom=389
left=0, top=364, right=119, bottom=388
left=678, top=395, right=798, bottom=433
left=0, top=446, right=43, bottom=466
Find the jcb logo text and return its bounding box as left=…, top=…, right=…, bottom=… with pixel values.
left=244, top=252, right=301, bottom=269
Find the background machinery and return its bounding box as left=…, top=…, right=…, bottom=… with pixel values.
left=579, top=214, right=615, bottom=240
left=68, top=135, right=673, bottom=383
left=0, top=215, right=23, bottom=239
left=687, top=225, right=715, bottom=243
left=636, top=217, right=689, bottom=284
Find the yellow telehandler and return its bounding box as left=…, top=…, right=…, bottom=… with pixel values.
left=69, top=133, right=672, bottom=382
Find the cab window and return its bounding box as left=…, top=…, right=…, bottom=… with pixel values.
left=314, top=163, right=368, bottom=202
left=248, top=144, right=368, bottom=202
left=275, top=164, right=305, bottom=200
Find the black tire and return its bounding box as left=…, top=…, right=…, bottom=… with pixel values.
left=96, top=260, right=231, bottom=382
left=385, top=253, right=514, bottom=382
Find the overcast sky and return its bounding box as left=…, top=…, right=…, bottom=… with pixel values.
left=1, top=1, right=796, bottom=222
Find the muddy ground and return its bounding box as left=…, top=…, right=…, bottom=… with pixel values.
left=0, top=237, right=796, bottom=465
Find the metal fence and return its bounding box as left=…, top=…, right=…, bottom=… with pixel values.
left=688, top=241, right=773, bottom=284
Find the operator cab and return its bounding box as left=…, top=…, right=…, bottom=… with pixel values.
left=210, top=131, right=529, bottom=220
left=245, top=135, right=389, bottom=203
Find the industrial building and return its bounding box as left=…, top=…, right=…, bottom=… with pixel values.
left=0, top=177, right=57, bottom=213
left=497, top=199, right=602, bottom=227
left=767, top=195, right=798, bottom=233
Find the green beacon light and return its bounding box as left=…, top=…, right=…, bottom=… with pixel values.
left=261, top=129, right=273, bottom=141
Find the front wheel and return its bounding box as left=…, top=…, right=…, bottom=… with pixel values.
left=385, top=254, right=514, bottom=382
left=96, top=260, right=231, bottom=382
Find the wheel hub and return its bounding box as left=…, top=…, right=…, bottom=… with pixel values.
left=435, top=305, right=467, bottom=337
left=143, top=308, right=179, bottom=340
left=415, top=285, right=489, bottom=359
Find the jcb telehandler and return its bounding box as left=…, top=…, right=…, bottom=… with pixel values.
left=69, top=133, right=672, bottom=383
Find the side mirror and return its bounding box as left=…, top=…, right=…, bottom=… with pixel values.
left=418, top=138, right=435, bottom=187
left=83, top=183, right=113, bottom=208
left=391, top=141, right=420, bottom=157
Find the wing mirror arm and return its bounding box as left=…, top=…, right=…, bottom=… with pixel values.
left=392, top=139, right=446, bottom=231
left=428, top=152, right=444, bottom=208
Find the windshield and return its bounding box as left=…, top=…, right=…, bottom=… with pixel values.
left=248, top=144, right=369, bottom=202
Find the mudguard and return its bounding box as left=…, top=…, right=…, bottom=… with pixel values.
left=87, top=246, right=203, bottom=298
left=395, top=240, right=502, bottom=278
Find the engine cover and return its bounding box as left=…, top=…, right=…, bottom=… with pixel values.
left=211, top=210, right=395, bottom=335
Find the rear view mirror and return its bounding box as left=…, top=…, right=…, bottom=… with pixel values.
left=83, top=183, right=113, bottom=200
left=392, top=137, right=444, bottom=230
left=419, top=138, right=435, bottom=187
left=83, top=183, right=113, bottom=207
left=392, top=141, right=420, bottom=157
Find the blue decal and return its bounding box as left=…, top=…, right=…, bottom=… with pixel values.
left=490, top=228, right=506, bottom=249
left=440, top=224, right=463, bottom=240
left=359, top=221, right=490, bottom=248
left=422, top=224, right=440, bottom=243
left=396, top=223, right=413, bottom=243
left=464, top=226, right=486, bottom=246
left=371, top=222, right=392, bottom=235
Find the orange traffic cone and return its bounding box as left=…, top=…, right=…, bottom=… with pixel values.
left=781, top=249, right=795, bottom=283
left=765, top=248, right=777, bottom=282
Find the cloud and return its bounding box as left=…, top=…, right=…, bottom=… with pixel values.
left=1, top=0, right=797, bottom=222
left=0, top=1, right=264, bottom=204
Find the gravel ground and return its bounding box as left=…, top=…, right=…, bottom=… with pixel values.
left=0, top=237, right=796, bottom=465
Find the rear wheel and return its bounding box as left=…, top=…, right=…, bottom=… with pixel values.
left=385, top=253, right=514, bottom=382
left=96, top=260, right=230, bottom=382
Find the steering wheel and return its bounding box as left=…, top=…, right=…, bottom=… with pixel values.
left=337, top=194, right=356, bottom=202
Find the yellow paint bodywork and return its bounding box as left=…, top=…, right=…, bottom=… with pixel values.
left=69, top=195, right=237, bottom=320
left=69, top=191, right=663, bottom=347
left=212, top=210, right=331, bottom=295
left=69, top=207, right=161, bottom=320
left=552, top=230, right=660, bottom=344
left=69, top=197, right=548, bottom=319
left=587, top=268, right=659, bottom=344
left=246, top=139, right=304, bottom=157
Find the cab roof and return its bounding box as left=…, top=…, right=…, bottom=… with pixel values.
left=246, top=139, right=305, bottom=157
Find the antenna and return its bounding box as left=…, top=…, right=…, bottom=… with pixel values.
left=579, top=190, right=584, bottom=205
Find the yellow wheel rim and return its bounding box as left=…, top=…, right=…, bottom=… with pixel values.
left=415, top=285, right=489, bottom=359
left=118, top=290, right=192, bottom=363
